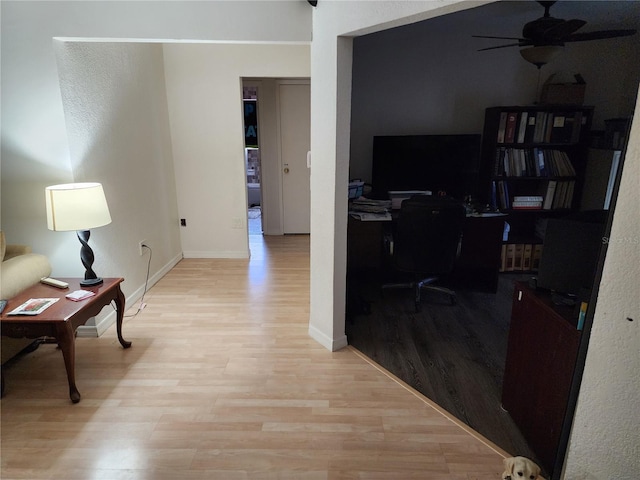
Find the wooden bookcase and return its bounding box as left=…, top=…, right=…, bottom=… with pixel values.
left=480, top=105, right=594, bottom=273
left=502, top=282, right=582, bottom=476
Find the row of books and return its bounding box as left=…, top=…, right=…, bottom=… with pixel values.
left=493, top=148, right=576, bottom=177
left=496, top=110, right=585, bottom=145
left=493, top=180, right=575, bottom=210
left=500, top=243, right=543, bottom=272
left=544, top=179, right=575, bottom=210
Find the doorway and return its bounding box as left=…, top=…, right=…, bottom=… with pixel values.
left=242, top=78, right=311, bottom=237
left=243, top=85, right=263, bottom=236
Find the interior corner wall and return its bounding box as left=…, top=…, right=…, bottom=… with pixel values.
left=162, top=43, right=310, bottom=257
left=54, top=40, right=182, bottom=333
left=562, top=92, right=640, bottom=480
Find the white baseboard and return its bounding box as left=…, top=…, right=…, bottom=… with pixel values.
left=75, top=252, right=183, bottom=338
left=182, top=250, right=249, bottom=259
left=308, top=324, right=348, bottom=352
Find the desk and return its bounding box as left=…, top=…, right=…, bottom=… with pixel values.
left=347, top=213, right=506, bottom=293
left=1, top=278, right=131, bottom=403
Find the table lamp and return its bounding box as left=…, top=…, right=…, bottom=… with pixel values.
left=45, top=182, right=112, bottom=287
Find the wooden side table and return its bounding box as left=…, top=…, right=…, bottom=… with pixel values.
left=1, top=278, right=131, bottom=403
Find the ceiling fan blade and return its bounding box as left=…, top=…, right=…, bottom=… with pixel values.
left=543, top=19, right=587, bottom=41
left=473, top=35, right=525, bottom=41
left=566, top=29, right=637, bottom=42
left=478, top=42, right=529, bottom=51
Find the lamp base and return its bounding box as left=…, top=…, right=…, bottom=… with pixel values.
left=80, top=277, right=103, bottom=287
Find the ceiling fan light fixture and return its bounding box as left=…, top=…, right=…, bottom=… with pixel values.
left=520, top=45, right=563, bottom=68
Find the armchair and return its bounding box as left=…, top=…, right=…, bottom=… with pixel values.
left=1, top=231, right=52, bottom=364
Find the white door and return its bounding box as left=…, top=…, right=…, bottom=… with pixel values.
left=279, top=81, right=311, bottom=234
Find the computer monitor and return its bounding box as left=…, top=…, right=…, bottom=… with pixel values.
left=370, top=134, right=482, bottom=199
left=536, top=211, right=607, bottom=298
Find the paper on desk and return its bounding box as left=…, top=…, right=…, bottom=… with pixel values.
left=349, top=211, right=392, bottom=221
left=7, top=298, right=60, bottom=315
left=65, top=290, right=96, bottom=302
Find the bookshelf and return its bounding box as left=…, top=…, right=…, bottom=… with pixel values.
left=480, top=105, right=594, bottom=273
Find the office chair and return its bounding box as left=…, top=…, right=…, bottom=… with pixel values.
left=382, top=195, right=466, bottom=311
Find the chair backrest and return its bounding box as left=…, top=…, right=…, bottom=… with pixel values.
left=393, top=195, right=466, bottom=274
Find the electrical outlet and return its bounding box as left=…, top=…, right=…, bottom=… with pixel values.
left=138, top=240, right=147, bottom=256
left=232, top=217, right=243, bottom=229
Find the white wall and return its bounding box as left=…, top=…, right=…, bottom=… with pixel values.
left=53, top=40, right=182, bottom=335
left=562, top=98, right=640, bottom=479
left=310, top=1, right=640, bottom=478
left=163, top=43, right=310, bottom=258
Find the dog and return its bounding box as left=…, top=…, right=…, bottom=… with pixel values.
left=502, top=456, right=542, bottom=480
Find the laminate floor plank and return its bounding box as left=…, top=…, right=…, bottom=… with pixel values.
left=2, top=235, right=509, bottom=479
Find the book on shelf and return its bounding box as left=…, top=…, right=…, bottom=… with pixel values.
left=7, top=298, right=59, bottom=315
left=513, top=243, right=525, bottom=270
left=516, top=112, right=528, bottom=143
left=505, top=244, right=516, bottom=271
left=494, top=148, right=575, bottom=178
left=543, top=180, right=558, bottom=210
left=512, top=202, right=543, bottom=210
left=524, top=114, right=536, bottom=143
left=525, top=110, right=585, bottom=144
left=512, top=196, right=543, bottom=210
left=532, top=244, right=543, bottom=271
left=522, top=244, right=533, bottom=271
left=500, top=242, right=542, bottom=273
left=496, top=180, right=510, bottom=210
left=504, top=112, right=519, bottom=143
left=550, top=180, right=575, bottom=209
left=497, top=111, right=508, bottom=143
left=513, top=195, right=543, bottom=202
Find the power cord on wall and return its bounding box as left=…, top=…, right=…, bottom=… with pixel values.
left=113, top=244, right=152, bottom=319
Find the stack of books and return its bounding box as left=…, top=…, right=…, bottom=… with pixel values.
left=500, top=243, right=543, bottom=272
left=512, top=195, right=543, bottom=210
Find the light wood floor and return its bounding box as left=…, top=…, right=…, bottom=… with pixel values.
left=1, top=234, right=509, bottom=479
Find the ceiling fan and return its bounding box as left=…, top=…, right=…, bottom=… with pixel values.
left=474, top=1, right=637, bottom=55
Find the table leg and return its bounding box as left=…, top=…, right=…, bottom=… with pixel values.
left=114, top=285, right=132, bottom=349
left=55, top=322, right=81, bottom=403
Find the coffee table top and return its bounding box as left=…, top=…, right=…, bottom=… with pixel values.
left=1, top=278, right=124, bottom=323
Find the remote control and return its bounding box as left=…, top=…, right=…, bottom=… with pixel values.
left=40, top=277, right=69, bottom=289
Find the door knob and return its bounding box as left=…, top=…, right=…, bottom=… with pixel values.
left=284, top=167, right=290, bottom=174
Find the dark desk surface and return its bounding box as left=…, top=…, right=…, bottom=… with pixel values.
left=347, top=213, right=507, bottom=293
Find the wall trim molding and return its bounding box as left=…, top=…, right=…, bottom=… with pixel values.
left=182, top=250, right=249, bottom=259
left=308, top=324, right=348, bottom=352
left=76, top=252, right=184, bottom=338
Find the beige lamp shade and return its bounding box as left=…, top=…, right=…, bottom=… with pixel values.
left=45, top=182, right=112, bottom=232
